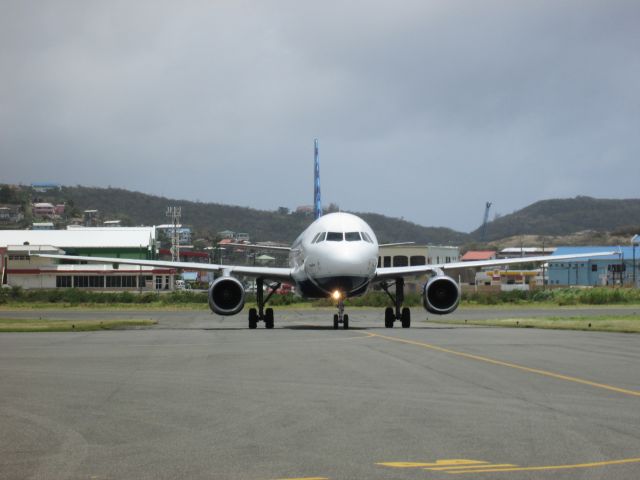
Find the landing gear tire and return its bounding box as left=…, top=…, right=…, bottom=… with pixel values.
left=265, top=308, right=274, bottom=329
left=333, top=314, right=339, bottom=330
left=381, top=278, right=411, bottom=329
left=248, top=308, right=258, bottom=329
left=343, top=314, right=349, bottom=330
left=401, top=307, right=411, bottom=328
left=384, top=307, right=394, bottom=328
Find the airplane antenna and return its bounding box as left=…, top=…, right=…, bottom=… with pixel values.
left=314, top=139, right=322, bottom=220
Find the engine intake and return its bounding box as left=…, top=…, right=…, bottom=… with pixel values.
left=423, top=275, right=460, bottom=315
left=208, top=276, right=245, bottom=315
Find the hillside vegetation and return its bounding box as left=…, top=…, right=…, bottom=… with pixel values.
left=6, top=185, right=640, bottom=245
left=472, top=196, right=640, bottom=242
left=36, top=186, right=468, bottom=244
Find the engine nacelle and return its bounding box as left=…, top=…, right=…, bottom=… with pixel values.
left=208, top=276, right=245, bottom=315
left=422, top=275, right=460, bottom=315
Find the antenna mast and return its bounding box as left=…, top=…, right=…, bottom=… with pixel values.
left=481, top=201, right=492, bottom=242
left=166, top=206, right=181, bottom=262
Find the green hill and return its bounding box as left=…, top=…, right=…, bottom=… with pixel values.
left=472, top=196, right=640, bottom=241
left=34, top=186, right=469, bottom=245
left=12, top=186, right=640, bottom=246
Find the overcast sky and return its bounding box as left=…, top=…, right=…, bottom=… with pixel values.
left=1, top=1, right=638, bottom=232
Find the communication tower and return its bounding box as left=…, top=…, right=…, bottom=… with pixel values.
left=165, top=206, right=181, bottom=262
left=481, top=202, right=492, bottom=242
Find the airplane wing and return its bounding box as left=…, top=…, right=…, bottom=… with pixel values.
left=378, top=242, right=416, bottom=247
left=33, top=253, right=293, bottom=283
left=223, top=243, right=291, bottom=251
left=374, top=251, right=620, bottom=281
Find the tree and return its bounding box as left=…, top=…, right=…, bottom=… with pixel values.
left=0, top=185, right=18, bottom=204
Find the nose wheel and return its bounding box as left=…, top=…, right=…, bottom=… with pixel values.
left=333, top=299, right=349, bottom=329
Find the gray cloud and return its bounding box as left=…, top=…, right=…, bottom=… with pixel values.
left=1, top=0, right=638, bottom=231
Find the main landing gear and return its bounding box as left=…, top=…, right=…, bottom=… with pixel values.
left=380, top=278, right=411, bottom=328
left=248, top=278, right=280, bottom=329
left=333, top=298, right=350, bottom=330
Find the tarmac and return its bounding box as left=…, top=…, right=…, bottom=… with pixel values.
left=1, top=307, right=639, bottom=479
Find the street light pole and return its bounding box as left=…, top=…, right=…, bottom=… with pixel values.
left=633, top=234, right=638, bottom=288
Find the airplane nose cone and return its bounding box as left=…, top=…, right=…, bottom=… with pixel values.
left=312, top=243, right=377, bottom=280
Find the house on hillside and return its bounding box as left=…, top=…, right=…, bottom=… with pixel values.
left=0, top=205, right=24, bottom=224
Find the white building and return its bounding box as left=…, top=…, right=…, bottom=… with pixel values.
left=377, top=244, right=461, bottom=292
left=0, top=227, right=176, bottom=290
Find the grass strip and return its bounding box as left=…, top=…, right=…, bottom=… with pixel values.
left=0, top=302, right=210, bottom=310
left=428, top=315, right=640, bottom=333
left=0, top=318, right=157, bottom=332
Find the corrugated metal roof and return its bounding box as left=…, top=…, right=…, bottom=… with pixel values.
left=7, top=245, right=62, bottom=253
left=551, top=246, right=627, bottom=261
left=501, top=247, right=555, bottom=254
left=51, top=264, right=160, bottom=272
left=0, top=228, right=155, bottom=249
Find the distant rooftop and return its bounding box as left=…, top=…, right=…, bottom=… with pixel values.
left=0, top=227, right=156, bottom=249
left=501, top=247, right=553, bottom=254
left=552, top=246, right=625, bottom=261
left=462, top=250, right=496, bottom=261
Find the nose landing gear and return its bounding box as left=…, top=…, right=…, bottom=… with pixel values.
left=333, top=299, right=350, bottom=329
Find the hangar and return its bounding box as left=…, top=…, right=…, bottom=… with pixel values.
left=0, top=227, right=176, bottom=290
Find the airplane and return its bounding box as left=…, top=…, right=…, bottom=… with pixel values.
left=36, top=140, right=617, bottom=329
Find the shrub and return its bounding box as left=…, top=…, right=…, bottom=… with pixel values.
left=138, top=292, right=159, bottom=303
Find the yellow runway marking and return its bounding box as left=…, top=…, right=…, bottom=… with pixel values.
left=275, top=477, right=329, bottom=480
left=447, top=457, right=640, bottom=474
left=379, top=457, right=640, bottom=475
left=366, top=332, right=640, bottom=398
left=378, top=459, right=488, bottom=468
left=431, top=464, right=517, bottom=471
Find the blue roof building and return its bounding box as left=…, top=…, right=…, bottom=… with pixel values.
left=548, top=246, right=639, bottom=286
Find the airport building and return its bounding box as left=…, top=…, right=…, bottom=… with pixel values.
left=0, top=227, right=177, bottom=290
left=548, top=246, right=639, bottom=287
left=377, top=244, right=460, bottom=292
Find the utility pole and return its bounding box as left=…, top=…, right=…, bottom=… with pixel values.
left=166, top=206, right=181, bottom=262
left=633, top=235, right=639, bottom=288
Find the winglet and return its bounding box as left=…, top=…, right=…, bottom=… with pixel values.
left=314, top=138, right=322, bottom=220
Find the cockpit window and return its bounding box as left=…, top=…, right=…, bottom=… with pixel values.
left=345, top=232, right=361, bottom=242
left=326, top=232, right=344, bottom=242
left=312, top=232, right=326, bottom=243
left=361, top=232, right=373, bottom=243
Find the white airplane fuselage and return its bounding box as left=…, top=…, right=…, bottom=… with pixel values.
left=289, top=212, right=379, bottom=298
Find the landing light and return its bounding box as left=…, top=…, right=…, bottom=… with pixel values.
left=332, top=290, right=342, bottom=300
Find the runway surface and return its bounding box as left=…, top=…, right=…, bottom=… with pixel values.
left=1, top=308, right=639, bottom=479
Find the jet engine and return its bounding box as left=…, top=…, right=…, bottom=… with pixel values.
left=208, top=276, right=246, bottom=315
left=422, top=275, right=460, bottom=315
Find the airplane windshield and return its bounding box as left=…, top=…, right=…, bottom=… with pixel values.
left=326, top=232, right=344, bottom=241
left=345, top=232, right=361, bottom=241
left=311, top=232, right=326, bottom=243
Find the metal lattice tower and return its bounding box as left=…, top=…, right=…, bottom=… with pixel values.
left=481, top=201, right=492, bottom=242
left=166, top=206, right=181, bottom=262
